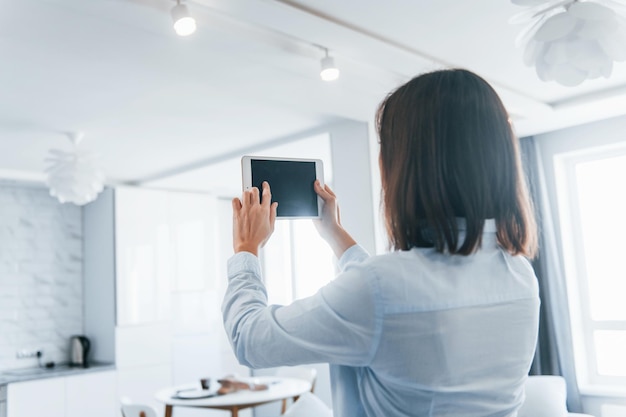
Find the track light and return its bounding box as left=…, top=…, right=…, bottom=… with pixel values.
left=320, top=49, right=339, bottom=81
left=171, top=0, right=196, bottom=37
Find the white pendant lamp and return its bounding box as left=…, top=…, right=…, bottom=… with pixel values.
left=44, top=132, right=105, bottom=206
left=171, top=0, right=196, bottom=37
left=510, top=0, right=626, bottom=86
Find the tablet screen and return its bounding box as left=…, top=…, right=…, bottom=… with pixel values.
left=251, top=159, right=318, bottom=217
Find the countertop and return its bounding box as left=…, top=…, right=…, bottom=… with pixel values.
left=0, top=362, right=115, bottom=385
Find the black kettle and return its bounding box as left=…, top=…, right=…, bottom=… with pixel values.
left=69, top=335, right=90, bottom=367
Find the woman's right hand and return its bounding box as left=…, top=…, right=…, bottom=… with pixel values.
left=313, top=180, right=357, bottom=258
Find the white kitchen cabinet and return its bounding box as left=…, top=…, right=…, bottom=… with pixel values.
left=117, top=365, right=172, bottom=413
left=6, top=371, right=115, bottom=417
left=113, top=188, right=220, bottom=408
left=115, top=187, right=171, bottom=326
left=168, top=191, right=216, bottom=293
left=115, top=324, right=172, bottom=369
left=65, top=371, right=116, bottom=417
left=114, top=187, right=218, bottom=326
left=84, top=186, right=227, bottom=412
left=7, top=377, right=64, bottom=417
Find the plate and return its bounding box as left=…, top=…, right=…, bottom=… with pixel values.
left=172, top=388, right=218, bottom=400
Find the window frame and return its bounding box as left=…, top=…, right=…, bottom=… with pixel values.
left=554, top=144, right=626, bottom=389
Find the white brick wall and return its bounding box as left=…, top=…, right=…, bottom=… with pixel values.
left=0, top=182, right=83, bottom=370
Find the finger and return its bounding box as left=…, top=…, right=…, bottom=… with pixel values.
left=314, top=180, right=333, bottom=201
left=232, top=197, right=242, bottom=214
left=337, top=205, right=341, bottom=225
left=232, top=198, right=243, bottom=252
left=270, top=202, right=278, bottom=229
left=261, top=202, right=279, bottom=249
left=324, top=183, right=337, bottom=198
left=261, top=181, right=272, bottom=208
left=313, top=179, right=322, bottom=193
left=250, top=187, right=261, bottom=204
left=249, top=187, right=260, bottom=206
left=241, top=190, right=251, bottom=208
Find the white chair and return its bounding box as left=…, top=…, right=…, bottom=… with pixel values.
left=274, top=366, right=317, bottom=414
left=120, top=396, right=159, bottom=417
left=282, top=392, right=333, bottom=417
left=518, top=376, right=594, bottom=417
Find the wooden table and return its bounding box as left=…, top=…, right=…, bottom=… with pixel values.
left=155, top=376, right=311, bottom=417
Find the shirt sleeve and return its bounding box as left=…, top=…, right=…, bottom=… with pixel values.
left=221, top=246, right=380, bottom=369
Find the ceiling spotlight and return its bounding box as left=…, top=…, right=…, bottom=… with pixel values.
left=320, top=49, right=340, bottom=81
left=171, top=0, right=196, bottom=37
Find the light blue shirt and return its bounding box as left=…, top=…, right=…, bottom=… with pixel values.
left=222, top=220, right=540, bottom=416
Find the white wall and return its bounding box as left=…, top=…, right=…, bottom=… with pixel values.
left=83, top=187, right=116, bottom=364
left=328, top=121, right=377, bottom=254
left=0, top=182, right=83, bottom=370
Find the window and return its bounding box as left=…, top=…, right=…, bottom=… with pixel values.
left=262, top=219, right=335, bottom=304
left=555, top=146, right=626, bottom=388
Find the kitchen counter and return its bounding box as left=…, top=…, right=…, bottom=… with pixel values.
left=0, top=362, right=115, bottom=385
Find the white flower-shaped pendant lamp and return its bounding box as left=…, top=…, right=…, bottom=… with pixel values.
left=44, top=132, right=105, bottom=205
left=510, top=0, right=626, bottom=86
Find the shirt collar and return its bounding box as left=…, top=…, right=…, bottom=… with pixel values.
left=456, top=218, right=497, bottom=233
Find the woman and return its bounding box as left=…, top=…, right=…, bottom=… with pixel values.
left=223, top=69, right=539, bottom=417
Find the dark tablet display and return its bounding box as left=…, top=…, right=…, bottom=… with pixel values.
left=242, top=156, right=323, bottom=218
left=250, top=159, right=319, bottom=218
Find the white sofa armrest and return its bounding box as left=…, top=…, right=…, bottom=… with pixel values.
left=518, top=376, right=595, bottom=417
left=518, top=376, right=569, bottom=417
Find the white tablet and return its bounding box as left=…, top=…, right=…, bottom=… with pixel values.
left=241, top=156, right=324, bottom=219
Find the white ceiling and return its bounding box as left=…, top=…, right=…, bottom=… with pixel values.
left=1, top=0, right=626, bottom=190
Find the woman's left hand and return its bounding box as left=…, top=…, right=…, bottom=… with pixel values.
left=232, top=181, right=278, bottom=256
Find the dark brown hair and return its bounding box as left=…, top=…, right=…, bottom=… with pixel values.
left=376, top=69, right=537, bottom=257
